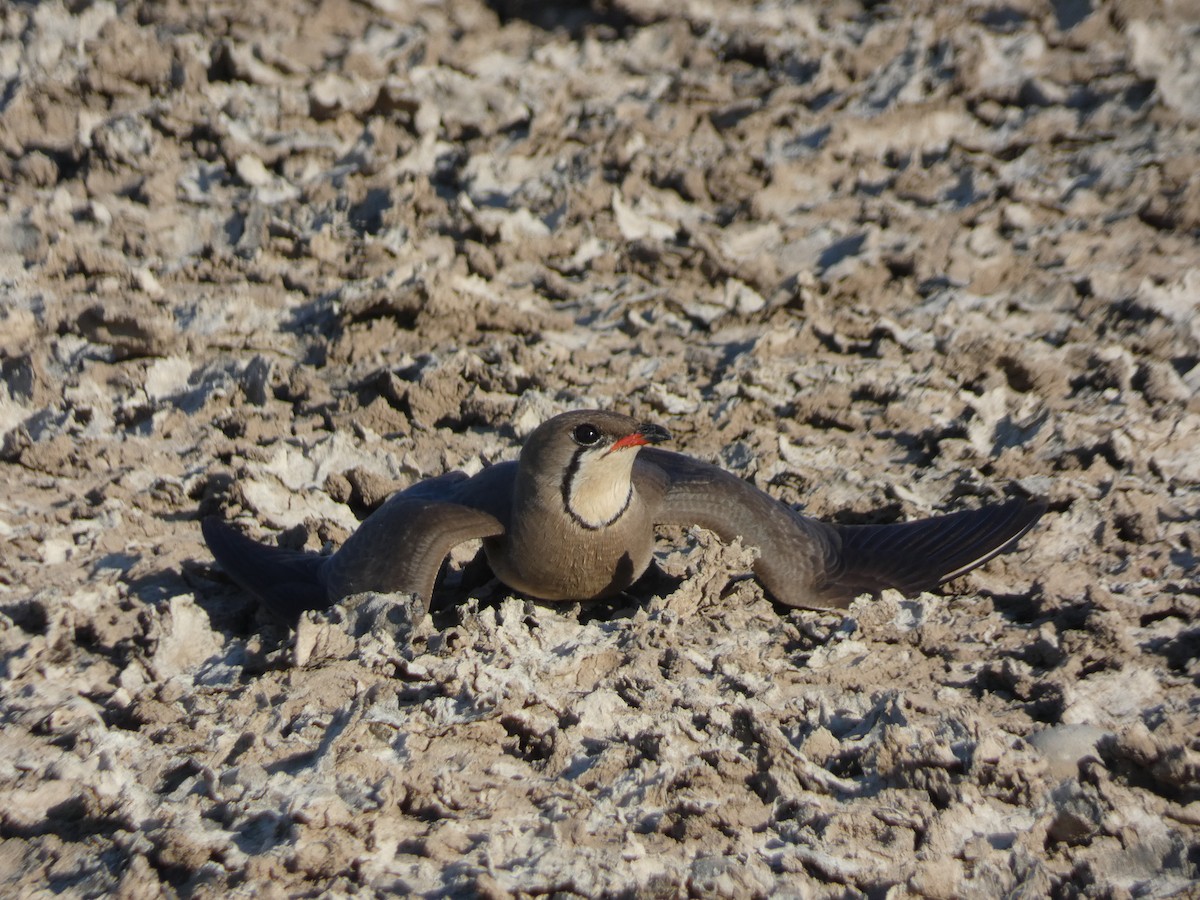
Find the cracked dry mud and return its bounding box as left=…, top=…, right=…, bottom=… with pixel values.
left=2, top=0, right=1199, bottom=897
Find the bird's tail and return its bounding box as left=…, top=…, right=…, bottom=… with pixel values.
left=201, top=517, right=331, bottom=617
left=820, top=497, right=1047, bottom=604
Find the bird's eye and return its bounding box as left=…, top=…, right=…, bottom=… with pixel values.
left=572, top=423, right=602, bottom=446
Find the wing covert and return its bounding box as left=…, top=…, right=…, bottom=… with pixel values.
left=638, top=448, right=844, bottom=609
left=640, top=448, right=1044, bottom=609
left=322, top=491, right=505, bottom=618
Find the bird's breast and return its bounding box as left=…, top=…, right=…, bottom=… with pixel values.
left=483, top=496, right=656, bottom=601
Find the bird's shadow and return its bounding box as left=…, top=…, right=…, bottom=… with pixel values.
left=174, top=559, right=265, bottom=637
left=427, top=554, right=685, bottom=630
left=480, top=0, right=641, bottom=38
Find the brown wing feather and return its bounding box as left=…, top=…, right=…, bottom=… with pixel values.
left=818, top=497, right=1047, bottom=604
left=201, top=517, right=330, bottom=617
left=639, top=448, right=1045, bottom=610
left=637, top=449, right=843, bottom=609
left=322, top=478, right=508, bottom=619
left=205, top=467, right=513, bottom=621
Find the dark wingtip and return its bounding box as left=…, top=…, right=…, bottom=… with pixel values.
left=826, top=494, right=1050, bottom=601
left=931, top=495, right=1047, bottom=585
left=200, top=515, right=245, bottom=566
left=199, top=516, right=329, bottom=617
left=200, top=514, right=232, bottom=548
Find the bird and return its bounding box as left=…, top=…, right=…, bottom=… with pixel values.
left=201, top=410, right=1047, bottom=620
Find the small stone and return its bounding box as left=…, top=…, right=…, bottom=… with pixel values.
left=1027, top=724, right=1111, bottom=779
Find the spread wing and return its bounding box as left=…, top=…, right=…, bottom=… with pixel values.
left=637, top=448, right=842, bottom=609
left=319, top=466, right=514, bottom=619
left=638, top=448, right=1045, bottom=609
left=204, top=466, right=516, bottom=620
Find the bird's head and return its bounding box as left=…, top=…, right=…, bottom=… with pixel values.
left=520, top=410, right=671, bottom=530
